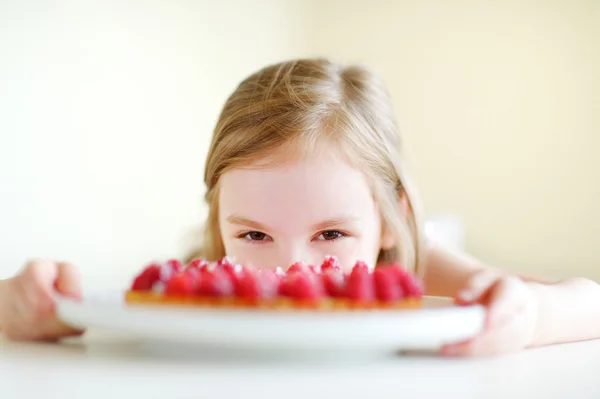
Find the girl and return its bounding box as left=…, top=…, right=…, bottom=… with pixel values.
left=1, top=58, right=599, bottom=356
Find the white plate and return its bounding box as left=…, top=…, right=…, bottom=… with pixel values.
left=56, top=292, right=485, bottom=354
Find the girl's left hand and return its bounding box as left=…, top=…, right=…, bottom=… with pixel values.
left=440, top=271, right=539, bottom=357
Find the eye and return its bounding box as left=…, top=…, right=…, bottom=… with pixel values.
left=242, top=231, right=270, bottom=241
left=316, top=230, right=345, bottom=241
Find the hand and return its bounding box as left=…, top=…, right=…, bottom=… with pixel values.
left=441, top=271, right=539, bottom=357
left=0, top=259, right=85, bottom=341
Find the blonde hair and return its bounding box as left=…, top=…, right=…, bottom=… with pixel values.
left=187, top=58, right=425, bottom=273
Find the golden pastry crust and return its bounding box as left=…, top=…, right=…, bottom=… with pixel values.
left=124, top=290, right=422, bottom=311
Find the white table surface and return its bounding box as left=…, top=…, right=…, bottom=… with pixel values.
left=1, top=330, right=599, bottom=399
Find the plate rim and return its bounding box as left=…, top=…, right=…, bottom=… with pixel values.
left=56, top=291, right=486, bottom=351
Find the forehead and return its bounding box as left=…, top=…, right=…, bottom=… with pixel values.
left=218, top=152, right=376, bottom=231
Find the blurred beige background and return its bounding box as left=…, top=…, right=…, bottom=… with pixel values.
left=1, top=0, right=598, bottom=288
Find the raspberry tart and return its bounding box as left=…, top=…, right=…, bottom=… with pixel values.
left=125, top=256, right=423, bottom=311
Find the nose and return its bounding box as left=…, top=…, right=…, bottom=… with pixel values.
left=276, top=242, right=321, bottom=269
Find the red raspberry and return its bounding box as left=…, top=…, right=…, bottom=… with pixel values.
left=221, top=262, right=243, bottom=280
left=187, top=258, right=210, bottom=271
left=321, top=269, right=345, bottom=297
left=197, top=267, right=234, bottom=297
left=218, top=258, right=246, bottom=287
left=257, top=269, right=281, bottom=298
left=287, top=262, right=320, bottom=274
left=353, top=260, right=370, bottom=273
left=165, top=272, right=196, bottom=296
left=217, top=256, right=236, bottom=268
left=236, top=270, right=260, bottom=300
left=278, top=274, right=292, bottom=297
left=228, top=268, right=246, bottom=295
left=321, top=255, right=341, bottom=272
left=183, top=266, right=201, bottom=283
left=274, top=266, right=285, bottom=280
left=373, top=267, right=403, bottom=302
left=287, top=262, right=309, bottom=274
left=159, top=266, right=173, bottom=282
left=165, top=259, right=183, bottom=272
left=387, top=265, right=423, bottom=298
left=158, top=259, right=183, bottom=282
left=280, top=272, right=324, bottom=301
left=227, top=265, right=248, bottom=296
left=236, top=267, right=279, bottom=300
left=131, top=263, right=161, bottom=291
left=345, top=262, right=375, bottom=302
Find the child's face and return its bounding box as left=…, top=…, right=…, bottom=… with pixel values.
left=218, top=151, right=388, bottom=272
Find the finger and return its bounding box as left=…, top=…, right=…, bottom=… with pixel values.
left=55, top=262, right=82, bottom=299
left=21, top=259, right=59, bottom=297
left=442, top=278, right=528, bottom=356
left=11, top=277, right=54, bottom=335
left=18, top=261, right=56, bottom=315
left=48, top=262, right=85, bottom=336
left=485, top=276, right=526, bottom=329
left=14, top=261, right=83, bottom=340
left=4, top=309, right=80, bottom=341
left=36, top=313, right=83, bottom=341
left=441, top=318, right=522, bottom=357
left=455, top=271, right=499, bottom=305
left=460, top=276, right=524, bottom=331
left=11, top=277, right=82, bottom=340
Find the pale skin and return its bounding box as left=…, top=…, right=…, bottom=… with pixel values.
left=1, top=151, right=600, bottom=356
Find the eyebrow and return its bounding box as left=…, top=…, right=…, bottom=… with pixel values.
left=226, top=214, right=361, bottom=232
left=226, top=215, right=271, bottom=231
left=310, top=217, right=361, bottom=231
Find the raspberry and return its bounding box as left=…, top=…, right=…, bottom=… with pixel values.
left=387, top=265, right=423, bottom=298
left=345, top=262, right=375, bottom=302
left=278, top=274, right=292, bottom=297
left=274, top=266, right=285, bottom=279
left=159, top=265, right=173, bottom=282
left=131, top=263, right=161, bottom=291
left=321, top=255, right=341, bottom=272
left=287, top=262, right=309, bottom=274
left=187, top=258, right=210, bottom=271
left=236, top=271, right=260, bottom=300
left=183, top=266, right=201, bottom=283
left=321, top=269, right=345, bottom=298
left=400, top=274, right=423, bottom=298
left=221, top=262, right=243, bottom=279
left=280, top=272, right=324, bottom=301
left=164, top=272, right=196, bottom=296
left=353, top=260, right=370, bottom=273
left=257, top=269, right=281, bottom=298
left=165, top=259, right=183, bottom=273
left=236, top=267, right=279, bottom=300
left=217, top=257, right=246, bottom=287
left=287, top=262, right=320, bottom=274
left=197, top=267, right=234, bottom=297
left=373, top=267, right=403, bottom=302
left=228, top=265, right=247, bottom=296
left=158, top=259, right=183, bottom=282
left=217, top=256, right=236, bottom=268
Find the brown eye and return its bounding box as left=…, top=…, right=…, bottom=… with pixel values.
left=246, top=231, right=267, bottom=241
left=318, top=231, right=343, bottom=241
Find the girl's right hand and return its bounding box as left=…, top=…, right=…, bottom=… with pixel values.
left=0, top=260, right=85, bottom=341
